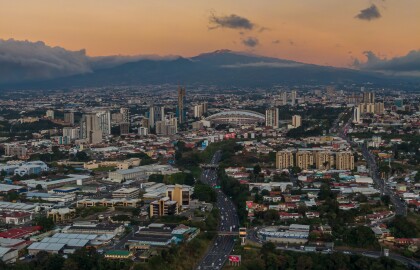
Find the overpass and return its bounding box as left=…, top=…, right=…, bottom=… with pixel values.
left=200, top=163, right=219, bottom=169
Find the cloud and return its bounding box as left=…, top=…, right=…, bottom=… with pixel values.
left=0, top=39, right=91, bottom=84
left=90, top=54, right=179, bottom=69
left=355, top=4, right=381, bottom=21
left=222, top=62, right=303, bottom=68
left=209, top=13, right=254, bottom=30
left=289, top=40, right=296, bottom=46
left=242, top=37, right=259, bottom=48
left=272, top=40, right=280, bottom=44
left=353, top=50, right=420, bottom=76
left=258, top=27, right=270, bottom=33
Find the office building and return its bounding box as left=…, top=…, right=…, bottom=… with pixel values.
left=265, top=108, right=279, bottom=128
left=80, top=113, right=102, bottom=144
left=46, top=109, right=54, bottom=119
left=336, top=152, right=355, bottom=170
left=353, top=107, right=361, bottom=124
left=292, top=115, right=302, bottom=128
left=96, top=110, right=111, bottom=136
left=64, top=111, right=75, bottom=125
left=120, top=107, right=130, bottom=123
left=150, top=197, right=178, bottom=217
left=276, top=151, right=294, bottom=169
left=112, top=187, right=140, bottom=199
left=148, top=106, right=165, bottom=128
left=176, top=87, right=186, bottom=124
left=166, top=184, right=191, bottom=208
left=296, top=151, right=314, bottom=170
left=120, top=122, right=129, bottom=135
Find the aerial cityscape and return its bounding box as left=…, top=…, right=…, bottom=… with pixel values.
left=0, top=1, right=420, bottom=270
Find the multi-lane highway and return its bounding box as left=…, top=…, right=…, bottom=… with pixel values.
left=196, top=151, right=240, bottom=270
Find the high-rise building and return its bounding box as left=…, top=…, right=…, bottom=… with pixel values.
left=96, top=110, right=111, bottom=136
left=63, top=127, right=80, bottom=140
left=193, top=103, right=208, bottom=118
left=326, top=86, right=335, bottom=96
left=374, top=102, right=385, bottom=115
left=156, top=115, right=178, bottom=136
left=291, top=90, right=297, bottom=105
left=353, top=107, right=361, bottom=123
left=296, top=151, right=314, bottom=170
left=138, top=127, right=148, bottom=136
left=177, top=87, right=186, bottom=124
left=148, top=106, right=165, bottom=128
left=336, top=152, right=354, bottom=170
left=80, top=113, right=102, bottom=144
left=120, top=122, right=130, bottom=135
left=315, top=151, right=335, bottom=170
left=120, top=107, right=130, bottom=123
left=362, top=92, right=375, bottom=103
left=265, top=108, right=279, bottom=128
left=64, top=111, right=75, bottom=125
left=276, top=151, right=294, bottom=169
left=281, top=92, right=288, bottom=105
left=292, top=115, right=302, bottom=128
left=46, top=109, right=54, bottom=119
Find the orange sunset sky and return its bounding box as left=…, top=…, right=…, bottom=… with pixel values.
left=1, top=0, right=419, bottom=67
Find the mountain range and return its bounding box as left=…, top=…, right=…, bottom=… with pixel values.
left=1, top=49, right=417, bottom=90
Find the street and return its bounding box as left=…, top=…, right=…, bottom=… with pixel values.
left=196, top=151, right=240, bottom=270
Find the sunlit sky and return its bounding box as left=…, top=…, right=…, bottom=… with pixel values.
left=1, top=0, right=419, bottom=67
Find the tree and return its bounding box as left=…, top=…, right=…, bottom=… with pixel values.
left=192, top=183, right=217, bottom=203
left=264, top=209, right=280, bottom=223
left=34, top=216, right=55, bottom=232
left=253, top=164, right=261, bottom=176
left=36, top=184, right=43, bottom=191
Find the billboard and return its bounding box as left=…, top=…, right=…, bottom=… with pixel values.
left=228, top=255, right=241, bottom=263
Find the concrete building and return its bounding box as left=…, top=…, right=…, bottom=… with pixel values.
left=148, top=106, right=165, bottom=128
left=314, top=151, right=335, bottom=170
left=336, top=152, right=355, bottom=170
left=120, top=122, right=130, bottom=135
left=292, top=115, right=302, bottom=128
left=4, top=144, right=27, bottom=158
left=150, top=197, right=178, bottom=217
left=353, top=106, right=361, bottom=124
left=47, top=208, right=76, bottom=223
left=156, top=116, right=178, bottom=136
left=112, top=187, right=140, bottom=199
left=177, top=87, right=186, bottom=124
left=291, top=90, right=297, bottom=105
left=296, top=151, right=314, bottom=170
left=120, top=107, right=130, bottom=123
left=96, top=110, right=111, bottom=136
left=63, top=127, right=80, bottom=140
left=265, top=108, right=279, bottom=128
left=193, top=103, right=207, bottom=118
left=64, top=111, right=75, bottom=125
left=108, top=164, right=179, bottom=182
left=138, top=127, right=148, bottom=136
left=46, top=109, right=54, bottom=119
left=276, top=151, right=294, bottom=169
left=166, top=184, right=191, bottom=208
left=80, top=113, right=102, bottom=144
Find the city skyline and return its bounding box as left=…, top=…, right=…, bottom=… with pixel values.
left=1, top=0, right=420, bottom=69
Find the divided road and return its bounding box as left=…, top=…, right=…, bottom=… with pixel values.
left=196, top=151, right=240, bottom=270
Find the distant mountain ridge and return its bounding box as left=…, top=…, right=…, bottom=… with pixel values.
left=0, top=49, right=414, bottom=90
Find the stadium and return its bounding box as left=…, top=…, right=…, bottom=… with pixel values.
left=206, top=110, right=265, bottom=126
